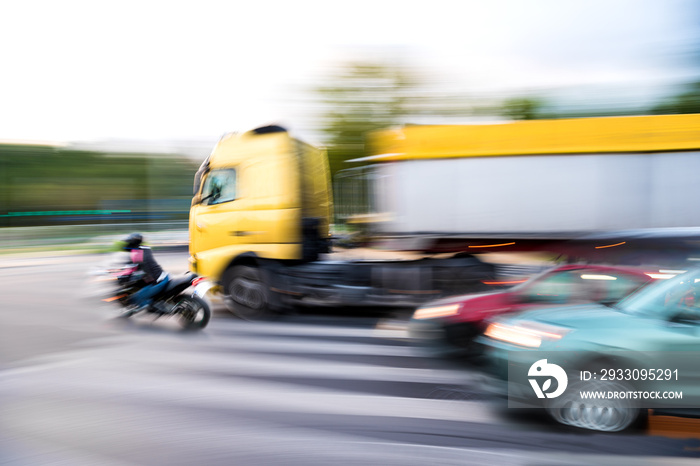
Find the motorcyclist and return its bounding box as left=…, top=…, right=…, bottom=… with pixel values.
left=122, top=233, right=170, bottom=314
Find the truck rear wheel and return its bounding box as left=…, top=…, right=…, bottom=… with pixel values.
left=223, top=265, right=271, bottom=320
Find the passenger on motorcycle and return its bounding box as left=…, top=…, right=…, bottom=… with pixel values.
left=122, top=233, right=170, bottom=313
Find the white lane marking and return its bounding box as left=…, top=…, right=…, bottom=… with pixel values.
left=0, top=363, right=496, bottom=425
left=0, top=357, right=96, bottom=378
left=149, top=333, right=421, bottom=356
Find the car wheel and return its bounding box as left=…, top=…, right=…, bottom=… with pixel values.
left=546, top=376, right=640, bottom=432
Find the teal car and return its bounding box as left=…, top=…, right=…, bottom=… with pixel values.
left=479, top=267, right=700, bottom=432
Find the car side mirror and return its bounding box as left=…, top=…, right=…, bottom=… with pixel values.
left=668, top=310, right=700, bottom=325
left=519, top=293, right=564, bottom=304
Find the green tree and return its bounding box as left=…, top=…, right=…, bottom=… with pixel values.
left=651, top=81, right=700, bottom=114
left=314, top=62, right=419, bottom=178
left=0, top=144, right=198, bottom=227
left=501, top=97, right=545, bottom=120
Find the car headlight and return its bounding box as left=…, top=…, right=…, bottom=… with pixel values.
left=413, top=303, right=461, bottom=320
left=484, top=322, right=571, bottom=348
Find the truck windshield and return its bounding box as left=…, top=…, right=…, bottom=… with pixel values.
left=200, top=169, right=237, bottom=205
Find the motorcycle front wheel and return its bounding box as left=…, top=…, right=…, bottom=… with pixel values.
left=175, top=295, right=211, bottom=330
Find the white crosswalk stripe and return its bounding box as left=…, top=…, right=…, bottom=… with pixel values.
left=0, top=315, right=491, bottom=414
left=1, top=314, right=697, bottom=465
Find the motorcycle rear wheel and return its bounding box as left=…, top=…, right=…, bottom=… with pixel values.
left=175, top=295, right=211, bottom=330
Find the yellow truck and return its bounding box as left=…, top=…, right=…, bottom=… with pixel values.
left=190, top=115, right=700, bottom=319
left=189, top=125, right=494, bottom=319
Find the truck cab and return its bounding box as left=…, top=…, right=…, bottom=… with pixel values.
left=189, top=125, right=332, bottom=318
left=189, top=125, right=495, bottom=320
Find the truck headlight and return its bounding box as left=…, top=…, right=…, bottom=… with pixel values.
left=413, top=303, right=461, bottom=320
left=484, top=322, right=571, bottom=348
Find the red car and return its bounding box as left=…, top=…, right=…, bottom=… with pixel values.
left=408, top=264, right=663, bottom=357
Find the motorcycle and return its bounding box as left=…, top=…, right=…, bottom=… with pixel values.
left=98, top=260, right=213, bottom=330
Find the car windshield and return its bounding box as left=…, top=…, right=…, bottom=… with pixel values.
left=616, top=268, right=700, bottom=319
left=512, top=266, right=648, bottom=306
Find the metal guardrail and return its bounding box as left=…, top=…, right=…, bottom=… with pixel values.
left=0, top=221, right=189, bottom=251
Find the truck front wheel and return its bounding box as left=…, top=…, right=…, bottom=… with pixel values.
left=223, top=265, right=270, bottom=320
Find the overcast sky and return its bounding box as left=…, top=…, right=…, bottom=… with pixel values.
left=1, top=0, right=698, bottom=145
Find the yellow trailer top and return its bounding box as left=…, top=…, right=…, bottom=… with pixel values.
left=367, top=113, right=700, bottom=161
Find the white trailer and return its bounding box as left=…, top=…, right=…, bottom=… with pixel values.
left=342, top=114, right=700, bottom=244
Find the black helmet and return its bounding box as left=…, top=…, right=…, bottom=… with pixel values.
left=123, top=233, right=143, bottom=249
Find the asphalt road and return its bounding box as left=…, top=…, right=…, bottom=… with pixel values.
left=1, top=252, right=699, bottom=465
